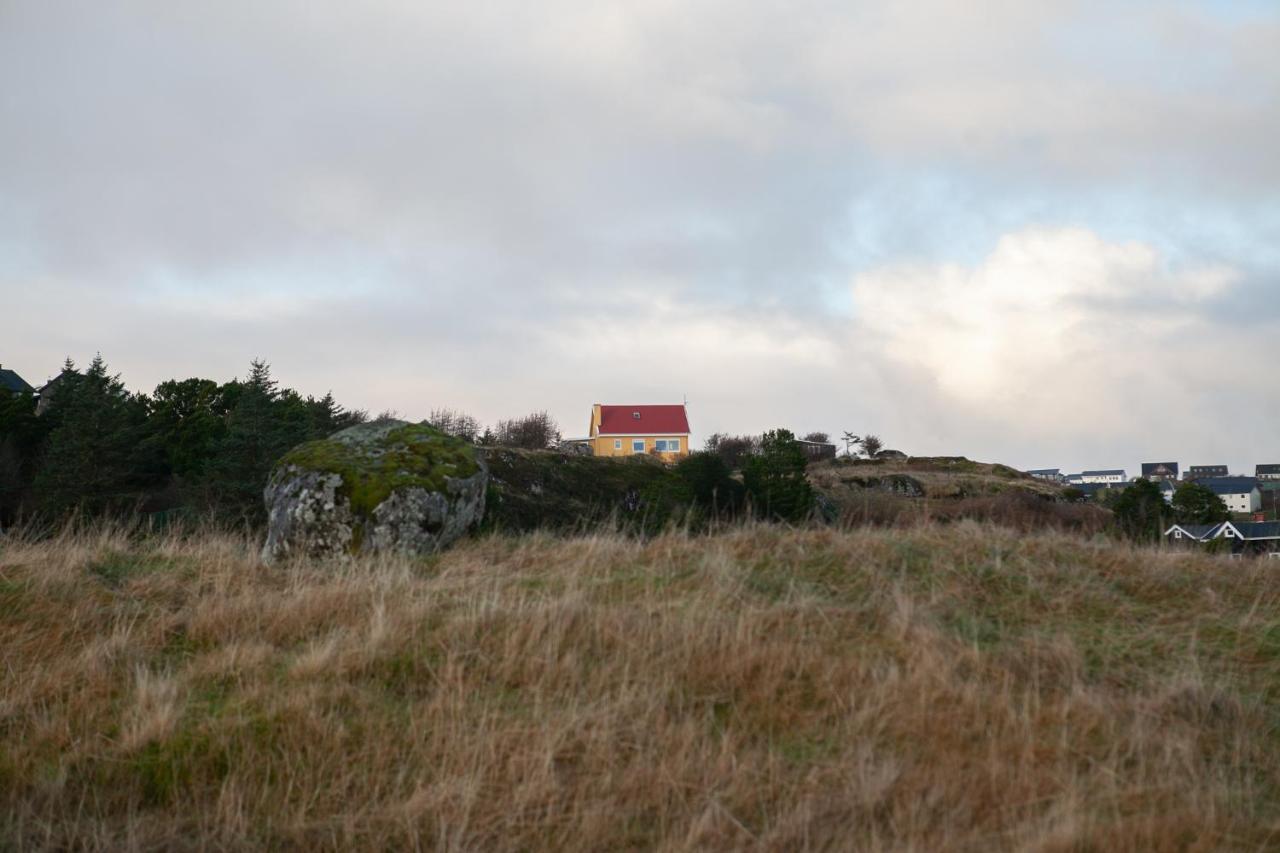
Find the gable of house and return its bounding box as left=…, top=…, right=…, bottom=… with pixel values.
left=0, top=365, right=34, bottom=395
left=1141, top=462, right=1179, bottom=480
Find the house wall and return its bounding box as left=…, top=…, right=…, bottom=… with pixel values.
left=1221, top=489, right=1263, bottom=515
left=1081, top=473, right=1125, bottom=484
left=590, top=434, right=690, bottom=460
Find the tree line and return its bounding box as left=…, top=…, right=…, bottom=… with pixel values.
left=0, top=358, right=569, bottom=529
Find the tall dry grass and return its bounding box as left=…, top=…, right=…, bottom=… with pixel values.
left=2, top=522, right=1280, bottom=850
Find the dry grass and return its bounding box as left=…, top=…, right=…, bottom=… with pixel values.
left=3, top=522, right=1280, bottom=850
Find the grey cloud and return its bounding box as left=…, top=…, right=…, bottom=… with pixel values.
left=1, top=0, right=1277, bottom=472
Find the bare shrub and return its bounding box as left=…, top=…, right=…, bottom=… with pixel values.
left=426, top=407, right=482, bottom=442
left=492, top=411, right=561, bottom=450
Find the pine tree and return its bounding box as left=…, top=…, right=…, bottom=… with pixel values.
left=201, top=360, right=296, bottom=525
left=742, top=429, right=814, bottom=522
left=33, top=355, right=158, bottom=517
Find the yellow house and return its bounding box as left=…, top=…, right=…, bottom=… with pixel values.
left=588, top=403, right=691, bottom=460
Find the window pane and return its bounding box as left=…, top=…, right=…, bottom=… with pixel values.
left=633, top=440, right=645, bottom=453
left=670, top=439, right=680, bottom=451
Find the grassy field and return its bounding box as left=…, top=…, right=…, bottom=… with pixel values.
left=3, top=523, right=1280, bottom=850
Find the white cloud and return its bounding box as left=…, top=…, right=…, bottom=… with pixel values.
left=849, top=227, right=1261, bottom=460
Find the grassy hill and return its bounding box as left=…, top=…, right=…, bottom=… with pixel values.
left=3, top=522, right=1279, bottom=849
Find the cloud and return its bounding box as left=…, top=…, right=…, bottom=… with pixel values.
left=848, top=227, right=1274, bottom=468
left=0, top=1, right=1276, bottom=473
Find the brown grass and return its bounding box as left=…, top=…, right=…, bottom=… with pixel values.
left=3, top=523, right=1280, bottom=850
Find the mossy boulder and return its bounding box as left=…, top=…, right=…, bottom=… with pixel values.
left=261, top=420, right=487, bottom=563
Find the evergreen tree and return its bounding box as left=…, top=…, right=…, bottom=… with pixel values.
left=0, top=389, right=48, bottom=523
left=147, top=377, right=228, bottom=479
left=201, top=360, right=298, bottom=524
left=742, top=429, right=814, bottom=522
left=1111, top=479, right=1173, bottom=542
left=1172, top=481, right=1230, bottom=525
left=33, top=355, right=160, bottom=517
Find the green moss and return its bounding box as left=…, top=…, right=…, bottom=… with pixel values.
left=276, top=423, right=480, bottom=517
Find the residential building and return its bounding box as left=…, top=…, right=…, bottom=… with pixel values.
left=1164, top=521, right=1280, bottom=558
left=1217, top=521, right=1280, bottom=558
left=1079, top=469, right=1127, bottom=484
left=1164, top=523, right=1227, bottom=545
left=1026, top=468, right=1064, bottom=482
left=587, top=403, right=691, bottom=460
left=1257, top=464, right=1280, bottom=482
left=0, top=364, right=34, bottom=396
left=795, top=439, right=837, bottom=462
left=1140, top=462, right=1179, bottom=482
left=1186, top=465, right=1228, bottom=481
left=1199, top=477, right=1262, bottom=515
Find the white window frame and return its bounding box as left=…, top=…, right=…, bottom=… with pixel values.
left=614, top=439, right=621, bottom=450
left=632, top=439, right=645, bottom=454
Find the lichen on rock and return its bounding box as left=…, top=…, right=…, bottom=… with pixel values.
left=262, top=420, right=487, bottom=563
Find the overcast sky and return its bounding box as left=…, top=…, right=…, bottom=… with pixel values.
left=2, top=0, right=1277, bottom=473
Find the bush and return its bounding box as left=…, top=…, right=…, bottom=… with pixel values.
left=742, top=429, right=814, bottom=522
left=1111, top=479, right=1173, bottom=543
left=704, top=433, right=759, bottom=470
left=675, top=452, right=745, bottom=518
left=493, top=412, right=561, bottom=450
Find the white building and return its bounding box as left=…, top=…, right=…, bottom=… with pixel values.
left=1079, top=469, right=1126, bottom=485
left=1200, top=477, right=1262, bottom=515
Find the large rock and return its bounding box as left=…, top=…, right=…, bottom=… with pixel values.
left=262, top=420, right=487, bottom=563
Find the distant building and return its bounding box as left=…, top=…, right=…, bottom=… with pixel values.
left=1164, top=523, right=1226, bottom=545
left=1199, top=477, right=1262, bottom=515
left=35, top=372, right=75, bottom=416
left=1140, top=462, right=1179, bottom=482
left=1217, top=521, right=1280, bottom=558
left=0, top=364, right=34, bottom=396
left=1186, top=465, right=1229, bottom=481
left=587, top=403, right=691, bottom=460
left=1027, top=468, right=1064, bottom=483
left=1257, top=464, right=1280, bottom=482
left=1079, top=469, right=1127, bottom=485
left=796, top=439, right=837, bottom=462
left=1164, top=521, right=1280, bottom=558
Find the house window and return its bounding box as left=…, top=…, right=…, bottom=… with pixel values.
left=614, top=439, right=621, bottom=450
left=632, top=440, right=645, bottom=453
left=654, top=439, right=681, bottom=453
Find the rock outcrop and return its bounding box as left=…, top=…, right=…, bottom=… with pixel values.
left=262, top=420, right=487, bottom=563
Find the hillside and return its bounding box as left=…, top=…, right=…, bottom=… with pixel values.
left=809, top=456, right=1109, bottom=533
left=4, top=524, right=1279, bottom=849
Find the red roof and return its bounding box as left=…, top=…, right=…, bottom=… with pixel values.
left=596, top=404, right=690, bottom=436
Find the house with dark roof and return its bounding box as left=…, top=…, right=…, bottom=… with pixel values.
left=1141, top=462, right=1179, bottom=482
left=588, top=403, right=691, bottom=459
left=1164, top=521, right=1279, bottom=558
left=1216, top=521, right=1280, bottom=558
left=0, top=364, right=34, bottom=396
left=1186, top=465, right=1229, bottom=481
left=1026, top=468, right=1064, bottom=482
left=1198, top=477, right=1261, bottom=515
left=1257, top=464, right=1280, bottom=482
left=1164, top=522, right=1227, bottom=545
